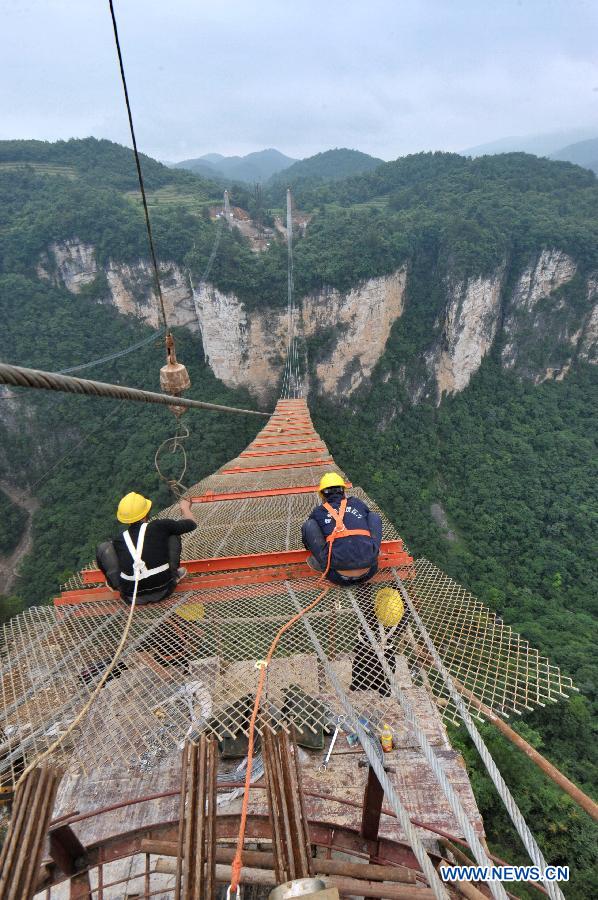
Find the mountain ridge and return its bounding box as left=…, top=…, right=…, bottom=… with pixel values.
left=172, top=147, right=296, bottom=183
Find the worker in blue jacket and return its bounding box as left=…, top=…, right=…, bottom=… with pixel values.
left=301, top=472, right=382, bottom=586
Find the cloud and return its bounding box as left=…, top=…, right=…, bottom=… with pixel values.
left=1, top=0, right=597, bottom=160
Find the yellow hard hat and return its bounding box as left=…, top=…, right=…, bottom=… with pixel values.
left=374, top=588, right=405, bottom=628
left=117, top=492, right=152, bottom=524
left=318, top=472, right=346, bottom=495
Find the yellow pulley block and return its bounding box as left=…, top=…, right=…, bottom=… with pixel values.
left=374, top=587, right=404, bottom=628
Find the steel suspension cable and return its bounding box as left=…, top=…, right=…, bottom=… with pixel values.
left=286, top=584, right=449, bottom=900
left=59, top=202, right=225, bottom=376
left=0, top=363, right=269, bottom=417
left=391, top=570, right=565, bottom=900
left=108, top=0, right=168, bottom=330
left=346, top=591, right=508, bottom=900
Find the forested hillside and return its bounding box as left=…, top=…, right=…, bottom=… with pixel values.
left=265, top=148, right=384, bottom=204
left=0, top=138, right=596, bottom=897
left=194, top=151, right=598, bottom=309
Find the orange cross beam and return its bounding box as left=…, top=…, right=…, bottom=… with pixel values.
left=239, top=448, right=327, bottom=458
left=77, top=540, right=410, bottom=587
left=191, top=483, right=352, bottom=502
left=221, top=459, right=334, bottom=474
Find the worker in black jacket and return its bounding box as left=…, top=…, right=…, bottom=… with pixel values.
left=97, top=491, right=196, bottom=605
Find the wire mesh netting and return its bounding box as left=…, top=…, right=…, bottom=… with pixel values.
left=0, top=399, right=575, bottom=787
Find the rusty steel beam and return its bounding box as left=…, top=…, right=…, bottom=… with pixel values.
left=37, top=814, right=437, bottom=894
left=69, top=871, right=92, bottom=899
left=140, top=840, right=417, bottom=884
left=262, top=728, right=313, bottom=882
left=175, top=737, right=218, bottom=900
left=48, top=824, right=87, bottom=876
left=221, top=458, right=333, bottom=474
left=361, top=765, right=385, bottom=844
left=75, top=539, right=410, bottom=590
left=0, top=766, right=62, bottom=900
left=155, top=859, right=434, bottom=899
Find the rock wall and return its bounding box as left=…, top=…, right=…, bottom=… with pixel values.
left=37, top=240, right=197, bottom=331
left=193, top=283, right=288, bottom=403
left=193, top=270, right=408, bottom=403
left=302, top=269, right=407, bottom=394
left=578, top=277, right=598, bottom=364
left=431, top=270, right=505, bottom=399
left=35, top=241, right=597, bottom=405
left=501, top=249, right=577, bottom=373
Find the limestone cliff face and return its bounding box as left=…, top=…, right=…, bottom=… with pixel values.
left=34, top=240, right=597, bottom=405
left=193, top=283, right=288, bottom=403
left=37, top=240, right=197, bottom=331
left=430, top=270, right=505, bottom=399
left=193, top=270, right=407, bottom=403
left=302, top=270, right=407, bottom=394
left=501, top=250, right=578, bottom=378
left=578, top=277, right=598, bottom=365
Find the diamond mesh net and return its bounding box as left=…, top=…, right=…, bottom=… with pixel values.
left=0, top=399, right=575, bottom=788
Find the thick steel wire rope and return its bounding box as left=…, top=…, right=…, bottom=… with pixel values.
left=391, top=570, right=565, bottom=900
left=0, top=363, right=269, bottom=417
left=346, top=591, right=508, bottom=900
left=108, top=0, right=168, bottom=330
left=286, top=583, right=449, bottom=900
left=57, top=205, right=225, bottom=377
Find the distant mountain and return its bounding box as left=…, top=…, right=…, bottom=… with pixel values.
left=172, top=148, right=296, bottom=183
left=269, top=148, right=383, bottom=185
left=550, top=138, right=598, bottom=174
left=0, top=137, right=221, bottom=194
left=463, top=128, right=598, bottom=159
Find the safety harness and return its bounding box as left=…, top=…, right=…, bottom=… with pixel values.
left=321, top=497, right=372, bottom=578
left=120, top=522, right=170, bottom=583
left=323, top=497, right=372, bottom=543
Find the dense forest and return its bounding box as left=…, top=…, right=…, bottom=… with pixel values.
left=0, top=138, right=595, bottom=896
left=0, top=489, right=27, bottom=556
left=265, top=148, right=384, bottom=203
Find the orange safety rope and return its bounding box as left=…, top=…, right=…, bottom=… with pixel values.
left=228, top=582, right=331, bottom=895
left=229, top=495, right=373, bottom=892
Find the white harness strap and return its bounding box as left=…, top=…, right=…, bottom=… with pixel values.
left=120, top=522, right=170, bottom=582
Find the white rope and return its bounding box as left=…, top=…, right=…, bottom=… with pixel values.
left=14, top=567, right=142, bottom=790
left=347, top=590, right=508, bottom=900
left=391, top=570, right=565, bottom=900
left=286, top=584, right=450, bottom=900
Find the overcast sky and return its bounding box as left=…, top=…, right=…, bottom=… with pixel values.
left=2, top=0, right=597, bottom=162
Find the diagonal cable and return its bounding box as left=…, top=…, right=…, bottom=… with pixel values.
left=108, top=0, right=168, bottom=330
left=347, top=589, right=508, bottom=900
left=286, top=583, right=450, bottom=900
left=392, top=570, right=565, bottom=900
